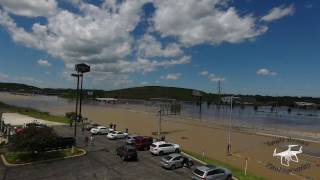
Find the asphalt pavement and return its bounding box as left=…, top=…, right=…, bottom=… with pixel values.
left=0, top=125, right=197, bottom=180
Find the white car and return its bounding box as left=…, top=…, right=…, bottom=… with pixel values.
left=107, top=131, right=128, bottom=140
left=149, top=141, right=180, bottom=155
left=90, top=126, right=109, bottom=135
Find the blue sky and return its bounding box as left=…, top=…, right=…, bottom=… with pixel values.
left=0, top=0, right=319, bottom=97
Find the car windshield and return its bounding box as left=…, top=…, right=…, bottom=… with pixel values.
left=164, top=156, right=172, bottom=161
left=150, top=144, right=156, bottom=148
left=193, top=169, right=205, bottom=177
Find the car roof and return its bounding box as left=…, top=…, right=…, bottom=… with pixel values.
left=135, top=136, right=151, bottom=139
left=196, top=165, right=217, bottom=172
left=152, top=141, right=166, bottom=145
left=97, top=126, right=106, bottom=128
left=129, top=135, right=138, bottom=137
left=167, top=153, right=182, bottom=158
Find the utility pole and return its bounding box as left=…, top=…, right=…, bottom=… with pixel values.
left=158, top=110, right=162, bottom=139
left=73, top=74, right=80, bottom=141
left=217, top=80, right=221, bottom=110
left=218, top=80, right=221, bottom=95
left=71, top=63, right=90, bottom=145
left=79, top=74, right=84, bottom=132
left=227, top=97, right=233, bottom=155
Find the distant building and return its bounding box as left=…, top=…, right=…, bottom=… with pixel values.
left=95, top=98, right=118, bottom=104
left=294, top=101, right=317, bottom=109
left=221, top=96, right=241, bottom=104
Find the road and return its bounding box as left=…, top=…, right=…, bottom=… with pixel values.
left=0, top=125, right=196, bottom=180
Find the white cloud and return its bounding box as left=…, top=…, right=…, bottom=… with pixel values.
left=0, top=72, right=42, bottom=85
left=0, top=1, right=146, bottom=65
left=305, top=3, right=313, bottom=9
left=122, top=56, right=191, bottom=74
left=199, top=70, right=225, bottom=82
left=261, top=4, right=295, bottom=22
left=256, top=68, right=277, bottom=76
left=140, top=81, right=149, bottom=85
left=208, top=73, right=225, bottom=82
left=0, top=0, right=58, bottom=17
left=37, top=59, right=51, bottom=67
left=152, top=0, right=268, bottom=46
left=138, top=34, right=183, bottom=58
left=0, top=1, right=290, bottom=89
left=200, top=70, right=209, bottom=76
left=0, top=72, right=9, bottom=82
left=161, top=73, right=181, bottom=80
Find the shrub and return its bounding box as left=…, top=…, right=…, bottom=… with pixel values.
left=65, top=112, right=76, bottom=119
left=9, top=126, right=59, bottom=153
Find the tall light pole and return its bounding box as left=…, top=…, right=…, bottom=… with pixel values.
left=71, top=63, right=90, bottom=144
left=158, top=109, right=162, bottom=139
left=227, top=96, right=233, bottom=155
left=71, top=73, right=82, bottom=140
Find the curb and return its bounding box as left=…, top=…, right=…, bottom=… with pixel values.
left=181, top=151, right=239, bottom=180
left=1, top=148, right=87, bottom=167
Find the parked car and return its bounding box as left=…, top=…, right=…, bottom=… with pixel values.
left=149, top=141, right=180, bottom=155
left=161, top=153, right=193, bottom=170
left=133, top=136, right=153, bottom=150
left=116, top=145, right=138, bottom=161
left=192, top=165, right=232, bottom=180
left=14, top=127, right=24, bottom=134
left=107, top=131, right=128, bottom=139
left=44, top=137, right=75, bottom=151
left=90, top=126, right=109, bottom=135
left=86, top=123, right=100, bottom=131
left=126, top=135, right=138, bottom=144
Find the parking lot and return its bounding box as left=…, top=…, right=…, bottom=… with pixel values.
left=0, top=125, right=198, bottom=180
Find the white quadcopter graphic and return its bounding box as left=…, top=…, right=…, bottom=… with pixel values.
left=273, top=145, right=303, bottom=167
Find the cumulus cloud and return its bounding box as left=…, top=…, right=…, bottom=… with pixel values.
left=0, top=72, right=9, bottom=82
left=152, top=0, right=268, bottom=46
left=256, top=68, right=277, bottom=76
left=200, top=70, right=225, bottom=82
left=138, top=34, right=183, bottom=58
left=0, top=0, right=58, bottom=17
left=160, top=73, right=181, bottom=80
left=208, top=73, right=225, bottom=82
left=140, top=81, right=149, bottom=85
left=124, top=56, right=191, bottom=74
left=37, top=59, right=51, bottom=67
left=0, top=0, right=291, bottom=88
left=200, top=70, right=209, bottom=76
left=0, top=1, right=145, bottom=64
left=261, top=4, right=295, bottom=22
left=0, top=72, right=41, bottom=85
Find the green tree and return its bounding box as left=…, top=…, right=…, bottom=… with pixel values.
left=9, top=125, right=59, bottom=153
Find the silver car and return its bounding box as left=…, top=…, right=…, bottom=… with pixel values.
left=161, top=153, right=193, bottom=170
left=192, top=165, right=232, bottom=180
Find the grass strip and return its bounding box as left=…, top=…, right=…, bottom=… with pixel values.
left=183, top=149, right=265, bottom=180
left=4, top=148, right=82, bottom=164
left=0, top=101, right=69, bottom=124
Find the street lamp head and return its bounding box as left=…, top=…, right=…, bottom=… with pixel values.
left=75, top=63, right=90, bottom=73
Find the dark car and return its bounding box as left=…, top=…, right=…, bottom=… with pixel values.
left=43, top=137, right=75, bottom=151
left=116, top=145, right=138, bottom=161
left=133, top=136, right=153, bottom=150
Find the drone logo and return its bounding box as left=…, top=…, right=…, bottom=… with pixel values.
left=273, top=145, right=303, bottom=167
